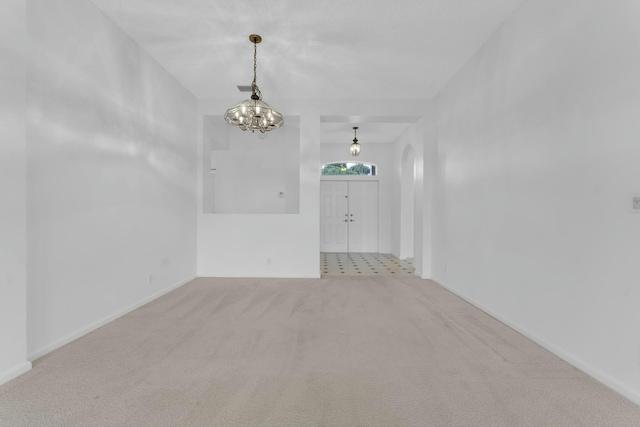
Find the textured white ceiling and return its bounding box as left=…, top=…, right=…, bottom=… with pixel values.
left=321, top=122, right=413, bottom=145
left=90, top=0, right=522, bottom=145
left=90, top=0, right=523, bottom=101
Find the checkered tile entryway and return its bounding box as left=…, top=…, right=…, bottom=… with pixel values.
left=321, top=253, right=414, bottom=277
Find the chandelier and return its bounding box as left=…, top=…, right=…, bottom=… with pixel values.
left=350, top=127, right=361, bottom=156
left=224, top=34, right=284, bottom=133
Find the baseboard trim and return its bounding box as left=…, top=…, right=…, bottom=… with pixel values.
left=197, top=273, right=322, bottom=279
left=0, top=361, right=32, bottom=386
left=28, top=275, right=196, bottom=361
left=431, top=275, right=640, bottom=407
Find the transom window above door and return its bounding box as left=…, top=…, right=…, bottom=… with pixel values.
left=321, top=162, right=377, bottom=176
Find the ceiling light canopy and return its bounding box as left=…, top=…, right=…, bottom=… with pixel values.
left=224, top=34, right=284, bottom=133
left=350, top=126, right=361, bottom=156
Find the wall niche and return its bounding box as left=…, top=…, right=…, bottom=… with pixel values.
left=202, top=115, right=300, bottom=214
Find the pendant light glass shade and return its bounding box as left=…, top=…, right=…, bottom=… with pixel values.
left=224, top=34, right=284, bottom=133
left=350, top=127, right=361, bottom=156
left=350, top=140, right=361, bottom=156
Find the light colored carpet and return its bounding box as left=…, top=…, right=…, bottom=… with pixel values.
left=1, top=276, right=639, bottom=426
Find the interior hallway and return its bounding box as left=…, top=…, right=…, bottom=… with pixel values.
left=1, top=276, right=638, bottom=427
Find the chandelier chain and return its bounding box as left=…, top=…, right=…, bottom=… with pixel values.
left=252, top=40, right=258, bottom=92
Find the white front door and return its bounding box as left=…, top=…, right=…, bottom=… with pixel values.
left=320, top=181, right=349, bottom=252
left=348, top=181, right=379, bottom=252
left=320, top=181, right=378, bottom=253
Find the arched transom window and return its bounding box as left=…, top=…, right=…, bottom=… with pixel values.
left=321, top=162, right=377, bottom=176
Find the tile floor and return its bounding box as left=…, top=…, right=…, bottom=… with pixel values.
left=321, top=253, right=415, bottom=276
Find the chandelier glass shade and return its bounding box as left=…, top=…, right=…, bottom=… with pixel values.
left=224, top=34, right=284, bottom=133
left=350, top=126, right=361, bottom=156
left=224, top=97, right=284, bottom=132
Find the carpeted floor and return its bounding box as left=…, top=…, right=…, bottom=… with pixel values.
left=1, top=276, right=639, bottom=426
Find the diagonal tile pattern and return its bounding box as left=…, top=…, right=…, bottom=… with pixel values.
left=321, top=253, right=414, bottom=276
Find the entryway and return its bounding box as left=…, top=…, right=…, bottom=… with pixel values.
left=321, top=253, right=414, bottom=276
left=320, top=180, right=378, bottom=253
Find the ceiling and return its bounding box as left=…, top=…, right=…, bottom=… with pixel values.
left=90, top=0, right=523, bottom=143
left=321, top=123, right=411, bottom=145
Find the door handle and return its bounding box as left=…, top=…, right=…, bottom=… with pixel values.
left=350, top=219, right=354, bottom=222
left=343, top=219, right=348, bottom=222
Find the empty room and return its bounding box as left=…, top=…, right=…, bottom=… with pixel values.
left=2, top=0, right=640, bottom=425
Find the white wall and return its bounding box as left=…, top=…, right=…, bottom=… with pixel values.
left=26, top=0, right=197, bottom=359
left=0, top=0, right=30, bottom=385
left=320, top=143, right=393, bottom=253
left=201, top=117, right=223, bottom=214
left=400, top=144, right=415, bottom=259
left=420, top=110, right=438, bottom=279
left=433, top=0, right=640, bottom=404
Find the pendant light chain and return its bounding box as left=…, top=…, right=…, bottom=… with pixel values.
left=252, top=40, right=258, bottom=92
left=250, top=38, right=262, bottom=99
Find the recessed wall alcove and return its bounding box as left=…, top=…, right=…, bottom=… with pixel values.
left=202, top=115, right=300, bottom=214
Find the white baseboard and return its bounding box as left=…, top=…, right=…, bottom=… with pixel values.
left=0, top=361, right=32, bottom=386
left=197, top=273, right=322, bottom=279
left=431, top=276, right=640, bottom=407
left=414, top=268, right=433, bottom=280
left=28, top=276, right=196, bottom=361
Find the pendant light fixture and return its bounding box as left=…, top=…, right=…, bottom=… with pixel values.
left=224, top=34, right=284, bottom=133
left=350, top=126, right=361, bottom=156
